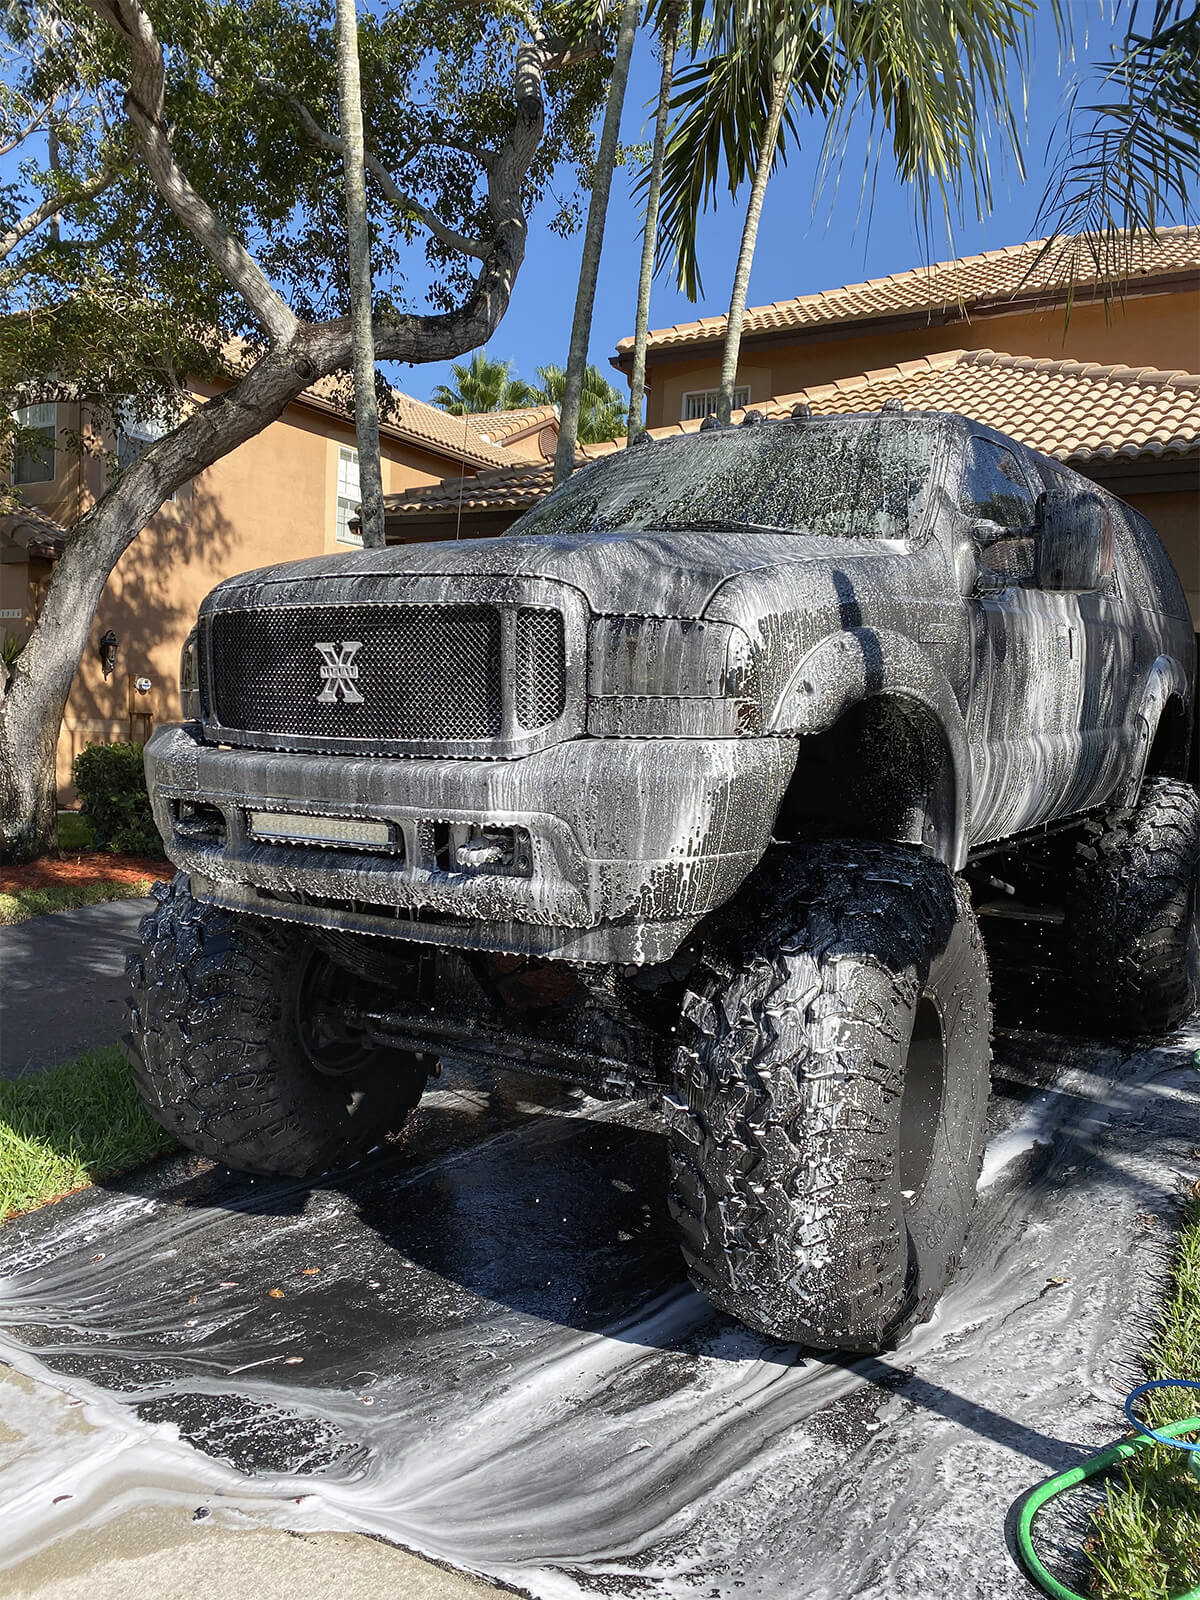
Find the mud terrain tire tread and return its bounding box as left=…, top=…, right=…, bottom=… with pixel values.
left=125, top=875, right=426, bottom=1177
left=666, top=841, right=992, bottom=1352
left=1064, top=776, right=1200, bottom=1036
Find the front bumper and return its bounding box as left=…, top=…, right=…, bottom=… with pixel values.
left=145, top=724, right=797, bottom=964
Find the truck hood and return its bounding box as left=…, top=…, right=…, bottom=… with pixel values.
left=204, top=527, right=908, bottom=619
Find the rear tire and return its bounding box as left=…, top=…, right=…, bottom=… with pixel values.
left=666, top=842, right=991, bottom=1352
left=125, top=875, right=428, bottom=1177
left=1062, top=776, right=1200, bottom=1036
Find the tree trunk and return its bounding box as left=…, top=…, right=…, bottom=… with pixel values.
left=553, top=0, right=641, bottom=487
left=717, top=66, right=790, bottom=425
left=626, top=0, right=681, bottom=438
left=0, top=339, right=342, bottom=863
left=335, top=0, right=386, bottom=548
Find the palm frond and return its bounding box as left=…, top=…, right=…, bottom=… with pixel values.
left=1036, top=0, right=1199, bottom=293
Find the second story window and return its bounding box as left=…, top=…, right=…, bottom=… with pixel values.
left=117, top=409, right=170, bottom=470
left=117, top=407, right=176, bottom=501
left=336, top=445, right=362, bottom=545
left=13, top=403, right=56, bottom=486
left=682, top=387, right=750, bottom=422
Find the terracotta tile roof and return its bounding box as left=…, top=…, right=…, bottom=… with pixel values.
left=759, top=349, right=1200, bottom=462
left=299, top=374, right=514, bottom=470
left=384, top=350, right=1200, bottom=521
left=384, top=438, right=623, bottom=518
left=0, top=502, right=68, bottom=558
left=614, top=228, right=1200, bottom=358
left=462, top=403, right=559, bottom=443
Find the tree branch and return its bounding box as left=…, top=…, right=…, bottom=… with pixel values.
left=0, top=166, right=117, bottom=261
left=257, top=77, right=492, bottom=260
left=83, top=0, right=300, bottom=344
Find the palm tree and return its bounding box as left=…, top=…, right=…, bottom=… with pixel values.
left=532, top=362, right=627, bottom=443
left=431, top=350, right=537, bottom=414
left=1038, top=0, right=1199, bottom=286
left=657, top=0, right=1030, bottom=423
left=552, top=0, right=642, bottom=486
left=627, top=0, right=683, bottom=437
left=334, top=0, right=385, bottom=546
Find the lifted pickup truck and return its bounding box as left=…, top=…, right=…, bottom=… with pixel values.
left=128, top=407, right=1198, bottom=1352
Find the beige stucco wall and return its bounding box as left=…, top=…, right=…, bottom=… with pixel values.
left=1120, top=488, right=1200, bottom=629
left=643, top=289, right=1200, bottom=429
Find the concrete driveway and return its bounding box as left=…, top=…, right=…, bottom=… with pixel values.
left=0, top=1017, right=1197, bottom=1599
left=0, top=899, right=153, bottom=1076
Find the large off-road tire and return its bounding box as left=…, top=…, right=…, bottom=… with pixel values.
left=125, top=875, right=429, bottom=1177
left=1061, top=776, right=1200, bottom=1036
left=666, top=841, right=992, bottom=1352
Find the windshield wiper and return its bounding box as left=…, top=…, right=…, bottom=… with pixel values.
left=650, top=517, right=793, bottom=535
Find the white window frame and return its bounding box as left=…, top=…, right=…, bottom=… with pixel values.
left=681, top=386, right=750, bottom=422
left=12, top=402, right=57, bottom=486
left=335, top=444, right=362, bottom=545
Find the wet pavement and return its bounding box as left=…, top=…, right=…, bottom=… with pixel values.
left=0, top=900, right=153, bottom=1076
left=0, top=1019, right=1197, bottom=1599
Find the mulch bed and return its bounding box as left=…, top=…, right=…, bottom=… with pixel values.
left=3, top=852, right=167, bottom=891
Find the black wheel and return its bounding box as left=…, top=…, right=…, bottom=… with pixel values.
left=1062, top=776, right=1200, bottom=1036
left=125, top=875, right=429, bottom=1177
left=666, top=841, right=992, bottom=1353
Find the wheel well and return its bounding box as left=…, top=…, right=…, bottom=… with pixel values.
left=1146, top=695, right=1191, bottom=780
left=773, top=696, right=957, bottom=863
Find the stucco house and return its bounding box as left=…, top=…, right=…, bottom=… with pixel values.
left=1, top=377, right=560, bottom=793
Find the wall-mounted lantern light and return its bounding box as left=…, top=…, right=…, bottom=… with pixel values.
left=99, top=629, right=119, bottom=679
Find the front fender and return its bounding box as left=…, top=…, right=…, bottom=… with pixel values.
left=769, top=627, right=972, bottom=869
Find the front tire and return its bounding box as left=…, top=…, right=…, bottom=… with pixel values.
left=666, top=842, right=992, bottom=1352
left=125, top=876, right=429, bottom=1177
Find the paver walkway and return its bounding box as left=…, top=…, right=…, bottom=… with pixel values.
left=0, top=899, right=153, bottom=1076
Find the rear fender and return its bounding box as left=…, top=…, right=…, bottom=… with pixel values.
left=1115, top=655, right=1194, bottom=805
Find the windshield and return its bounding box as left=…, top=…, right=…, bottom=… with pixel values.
left=513, top=416, right=938, bottom=541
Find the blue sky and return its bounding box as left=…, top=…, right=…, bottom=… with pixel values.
left=403, top=5, right=1130, bottom=406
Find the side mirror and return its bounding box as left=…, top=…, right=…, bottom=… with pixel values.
left=1035, top=489, right=1113, bottom=591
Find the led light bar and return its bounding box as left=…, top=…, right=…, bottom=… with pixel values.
left=248, top=811, right=392, bottom=849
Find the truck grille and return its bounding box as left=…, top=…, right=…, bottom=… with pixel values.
left=203, top=602, right=566, bottom=753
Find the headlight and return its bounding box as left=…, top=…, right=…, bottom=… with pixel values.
left=179, top=626, right=201, bottom=721
left=587, top=616, right=761, bottom=737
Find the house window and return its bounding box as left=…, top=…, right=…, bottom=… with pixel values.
left=681, top=387, right=750, bottom=422
left=335, top=445, right=362, bottom=545
left=117, top=408, right=170, bottom=470
left=13, top=403, right=56, bottom=485
left=117, top=407, right=177, bottom=500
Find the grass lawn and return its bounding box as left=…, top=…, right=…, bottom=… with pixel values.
left=1084, top=1183, right=1200, bottom=1599
left=0, top=1046, right=175, bottom=1221
left=0, top=877, right=153, bottom=925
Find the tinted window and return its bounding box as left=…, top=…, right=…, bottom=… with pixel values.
left=511, top=418, right=938, bottom=542
left=962, top=438, right=1036, bottom=529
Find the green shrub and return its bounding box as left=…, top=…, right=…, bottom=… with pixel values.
left=72, top=740, right=165, bottom=857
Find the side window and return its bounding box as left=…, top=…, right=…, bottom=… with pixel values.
left=962, top=438, right=1037, bottom=528
left=964, top=438, right=1038, bottom=582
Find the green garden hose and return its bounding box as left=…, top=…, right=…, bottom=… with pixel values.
left=1015, top=1414, right=1200, bottom=1600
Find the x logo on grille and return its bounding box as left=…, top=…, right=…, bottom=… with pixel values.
left=315, top=640, right=364, bottom=703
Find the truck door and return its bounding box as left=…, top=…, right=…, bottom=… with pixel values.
left=962, top=436, right=1085, bottom=843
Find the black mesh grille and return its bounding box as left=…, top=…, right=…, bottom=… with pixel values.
left=205, top=602, right=566, bottom=749
left=514, top=608, right=566, bottom=729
